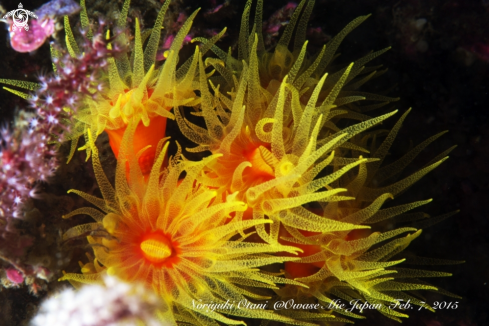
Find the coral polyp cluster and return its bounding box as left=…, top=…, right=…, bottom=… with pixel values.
left=171, top=0, right=461, bottom=323
left=179, top=0, right=396, bottom=241
left=275, top=110, right=458, bottom=321
left=60, top=120, right=309, bottom=325
left=0, top=0, right=462, bottom=325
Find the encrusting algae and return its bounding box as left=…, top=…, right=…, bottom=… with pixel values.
left=0, top=0, right=462, bottom=325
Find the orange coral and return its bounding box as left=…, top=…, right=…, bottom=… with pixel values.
left=21, top=0, right=459, bottom=324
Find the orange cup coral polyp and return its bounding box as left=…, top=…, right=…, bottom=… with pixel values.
left=61, top=1, right=202, bottom=169
left=206, top=129, right=276, bottom=195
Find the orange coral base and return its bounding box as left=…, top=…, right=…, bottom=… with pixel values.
left=105, top=116, right=167, bottom=176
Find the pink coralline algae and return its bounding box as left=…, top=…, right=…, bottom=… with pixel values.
left=6, top=267, right=24, bottom=284
left=3, top=0, right=80, bottom=53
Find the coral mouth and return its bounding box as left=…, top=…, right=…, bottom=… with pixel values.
left=140, top=232, right=174, bottom=264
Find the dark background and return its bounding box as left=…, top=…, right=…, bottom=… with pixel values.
left=1, top=0, right=488, bottom=325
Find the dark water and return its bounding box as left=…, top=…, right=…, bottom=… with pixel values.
left=0, top=0, right=488, bottom=325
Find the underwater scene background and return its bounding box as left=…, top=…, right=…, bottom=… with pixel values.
left=0, top=0, right=488, bottom=325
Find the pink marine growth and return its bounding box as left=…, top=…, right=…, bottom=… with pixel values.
left=0, top=124, right=56, bottom=218
left=262, top=2, right=297, bottom=47
left=469, top=42, right=489, bottom=62
left=6, top=267, right=24, bottom=284
left=0, top=116, right=55, bottom=292
left=2, top=0, right=80, bottom=52
left=7, top=18, right=55, bottom=53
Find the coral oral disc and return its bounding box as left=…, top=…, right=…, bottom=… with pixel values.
left=245, top=146, right=275, bottom=180
left=140, top=232, right=173, bottom=264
